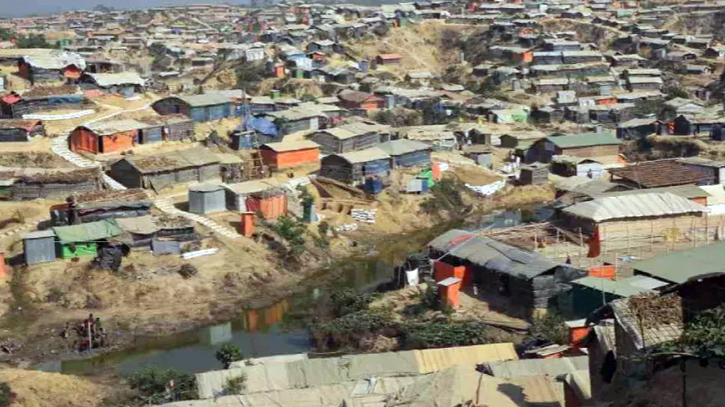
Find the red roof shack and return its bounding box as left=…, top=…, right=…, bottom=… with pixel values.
left=337, top=89, right=384, bottom=112
left=70, top=119, right=143, bottom=154
left=260, top=140, right=320, bottom=170
left=375, top=53, right=402, bottom=66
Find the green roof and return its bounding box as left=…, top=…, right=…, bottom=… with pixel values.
left=572, top=276, right=655, bottom=297
left=547, top=133, right=622, bottom=149
left=630, top=241, right=725, bottom=284
left=52, top=219, right=122, bottom=244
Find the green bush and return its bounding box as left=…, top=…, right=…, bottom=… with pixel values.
left=400, top=320, right=496, bottom=349
left=420, top=178, right=470, bottom=219
left=215, top=344, right=244, bottom=369
left=528, top=312, right=569, bottom=345
left=0, top=382, right=15, bottom=407
left=310, top=309, right=394, bottom=351
left=126, top=367, right=196, bottom=404
left=223, top=374, right=247, bottom=395
left=329, top=288, right=376, bottom=317
left=272, top=215, right=307, bottom=256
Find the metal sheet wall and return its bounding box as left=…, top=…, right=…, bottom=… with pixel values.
left=24, top=236, right=56, bottom=264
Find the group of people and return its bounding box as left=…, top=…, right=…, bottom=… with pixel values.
left=60, top=313, right=107, bottom=352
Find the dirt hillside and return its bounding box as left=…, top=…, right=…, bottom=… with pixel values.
left=0, top=368, right=111, bottom=407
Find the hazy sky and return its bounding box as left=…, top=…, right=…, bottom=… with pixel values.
left=0, top=0, right=242, bottom=18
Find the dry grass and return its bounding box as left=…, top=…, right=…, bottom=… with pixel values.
left=0, top=368, right=111, bottom=407
left=345, top=21, right=472, bottom=74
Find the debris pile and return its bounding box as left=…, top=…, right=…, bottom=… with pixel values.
left=351, top=208, right=377, bottom=223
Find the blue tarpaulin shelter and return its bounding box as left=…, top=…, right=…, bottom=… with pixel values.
left=245, top=117, right=278, bottom=137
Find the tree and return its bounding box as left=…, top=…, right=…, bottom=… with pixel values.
left=0, top=28, right=12, bottom=41
left=0, top=382, right=15, bottom=407
left=272, top=215, right=307, bottom=256
left=215, top=344, right=244, bottom=369
left=527, top=312, right=569, bottom=345
left=126, top=367, right=196, bottom=404
left=373, top=107, right=423, bottom=127
left=672, top=305, right=725, bottom=362
left=418, top=99, right=450, bottom=125
left=14, top=34, right=54, bottom=49
left=235, top=62, right=268, bottom=93
left=420, top=178, right=471, bottom=219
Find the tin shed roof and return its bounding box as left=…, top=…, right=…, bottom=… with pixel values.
left=630, top=241, right=725, bottom=284
left=377, top=139, right=431, bottom=156
left=262, top=140, right=320, bottom=152
left=562, top=192, right=705, bottom=222
left=338, top=147, right=390, bottom=164
left=547, top=133, right=621, bottom=149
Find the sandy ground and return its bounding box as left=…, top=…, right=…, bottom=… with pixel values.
left=345, top=21, right=474, bottom=74
left=0, top=368, right=113, bottom=407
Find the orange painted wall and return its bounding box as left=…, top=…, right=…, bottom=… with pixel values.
left=261, top=148, right=320, bottom=170
left=259, top=195, right=287, bottom=219
left=440, top=280, right=462, bottom=308
left=596, top=97, right=617, bottom=105
left=70, top=128, right=98, bottom=154
left=100, top=130, right=137, bottom=153
left=240, top=212, right=255, bottom=237
left=692, top=197, right=708, bottom=205
left=434, top=260, right=472, bottom=286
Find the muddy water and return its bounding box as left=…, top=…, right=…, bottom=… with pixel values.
left=43, top=206, right=550, bottom=376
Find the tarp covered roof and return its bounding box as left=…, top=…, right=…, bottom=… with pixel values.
left=483, top=356, right=588, bottom=379
left=196, top=343, right=517, bottom=399
left=428, top=230, right=564, bottom=279
left=562, top=192, right=706, bottom=222
left=52, top=219, right=122, bottom=243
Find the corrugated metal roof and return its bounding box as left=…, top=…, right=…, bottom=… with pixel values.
left=484, top=356, right=588, bottom=379
left=262, top=140, right=319, bottom=152
left=428, top=230, right=564, bottom=279
left=630, top=241, right=725, bottom=284
left=196, top=344, right=518, bottom=399
left=562, top=192, right=706, bottom=222
left=339, top=147, right=390, bottom=164
left=85, top=119, right=146, bottom=135
left=547, top=133, right=621, bottom=149
left=413, top=343, right=517, bottom=374
left=572, top=275, right=654, bottom=297
left=377, top=139, right=431, bottom=157
left=86, top=72, right=145, bottom=87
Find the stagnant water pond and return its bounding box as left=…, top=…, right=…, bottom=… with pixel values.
left=37, top=205, right=553, bottom=376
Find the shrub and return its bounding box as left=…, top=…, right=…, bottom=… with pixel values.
left=215, top=344, right=244, bottom=369
left=528, top=312, right=569, bottom=345
left=310, top=309, right=394, bottom=351
left=126, top=367, right=196, bottom=404
left=223, top=374, right=247, bottom=395
left=272, top=215, right=307, bottom=256
left=400, top=320, right=496, bottom=349
left=420, top=178, right=470, bottom=219
left=0, top=382, right=15, bottom=407
left=329, top=288, right=376, bottom=317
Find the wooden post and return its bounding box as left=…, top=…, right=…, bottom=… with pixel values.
left=692, top=218, right=696, bottom=248
left=578, top=229, right=584, bottom=262
left=706, top=215, right=710, bottom=244
left=627, top=223, right=631, bottom=254
left=650, top=220, right=654, bottom=253
left=534, top=230, right=538, bottom=252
